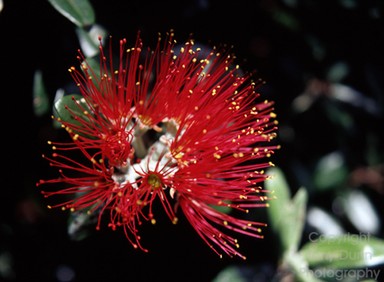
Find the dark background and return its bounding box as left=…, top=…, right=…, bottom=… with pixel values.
left=1, top=0, right=384, bottom=281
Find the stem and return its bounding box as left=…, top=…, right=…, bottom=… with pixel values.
left=273, top=251, right=324, bottom=282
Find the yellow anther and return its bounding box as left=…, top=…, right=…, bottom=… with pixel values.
left=213, top=153, right=221, bottom=159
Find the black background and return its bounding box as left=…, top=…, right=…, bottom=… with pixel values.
left=1, top=0, right=384, bottom=281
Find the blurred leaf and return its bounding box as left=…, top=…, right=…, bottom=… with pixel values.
left=341, top=190, right=380, bottom=235
left=76, top=24, right=107, bottom=58
left=283, top=252, right=325, bottom=282
left=339, top=0, right=358, bottom=9
left=265, top=167, right=308, bottom=253
left=271, top=9, right=300, bottom=31
left=329, top=83, right=380, bottom=116
left=211, top=266, right=247, bottom=282
left=33, top=70, right=50, bottom=116
left=365, top=132, right=382, bottom=166
left=288, top=187, right=308, bottom=247
left=276, top=186, right=307, bottom=253
left=48, top=0, right=95, bottom=27
left=323, top=100, right=354, bottom=131
left=313, top=151, right=349, bottom=191
left=81, top=56, right=102, bottom=79
left=305, top=35, right=326, bottom=62
left=265, top=167, right=291, bottom=232
left=52, top=88, right=66, bottom=129
left=53, top=94, right=91, bottom=132
left=265, top=166, right=291, bottom=216
left=0, top=251, right=15, bottom=280
left=299, top=235, right=384, bottom=269
left=307, top=206, right=345, bottom=236
left=68, top=211, right=97, bottom=241
left=326, top=62, right=349, bottom=83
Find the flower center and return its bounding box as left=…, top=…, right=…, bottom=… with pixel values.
left=147, top=173, right=163, bottom=189
left=138, top=114, right=153, bottom=127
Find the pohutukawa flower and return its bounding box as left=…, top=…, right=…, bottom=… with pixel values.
left=37, top=30, right=279, bottom=259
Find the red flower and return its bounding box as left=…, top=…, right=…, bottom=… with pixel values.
left=37, top=30, right=279, bottom=259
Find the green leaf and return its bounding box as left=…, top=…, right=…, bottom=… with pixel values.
left=324, top=100, right=354, bottom=131
left=313, top=151, right=349, bottom=191
left=53, top=94, right=91, bottom=131
left=76, top=25, right=107, bottom=58
left=265, top=166, right=291, bottom=223
left=299, top=235, right=384, bottom=269
left=67, top=211, right=97, bottom=241
left=80, top=56, right=102, bottom=77
left=365, top=132, right=382, bottom=166
left=341, top=190, right=380, bottom=234
left=283, top=252, right=325, bottom=282
left=271, top=9, right=300, bottom=32
left=326, top=62, right=349, bottom=83
left=288, top=187, right=308, bottom=249
left=277, top=187, right=308, bottom=253
left=48, top=0, right=95, bottom=27
left=33, top=70, right=50, bottom=116
left=265, top=167, right=308, bottom=253
left=211, top=266, right=247, bottom=282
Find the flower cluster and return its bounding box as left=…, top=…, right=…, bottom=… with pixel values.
left=37, top=30, right=279, bottom=259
